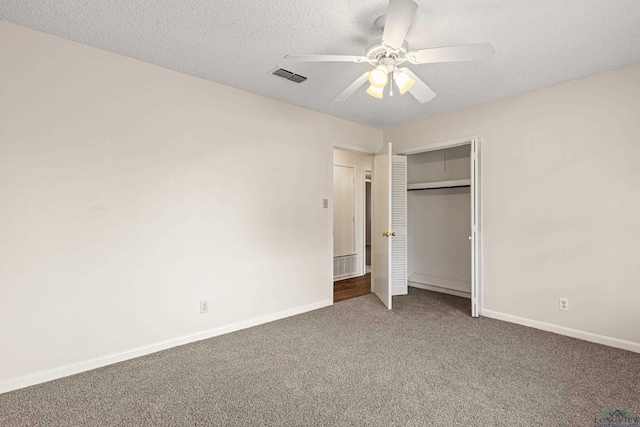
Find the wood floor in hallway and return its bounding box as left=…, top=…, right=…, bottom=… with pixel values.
left=333, top=273, right=371, bottom=303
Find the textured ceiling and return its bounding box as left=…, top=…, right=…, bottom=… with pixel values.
left=2, top=0, right=640, bottom=128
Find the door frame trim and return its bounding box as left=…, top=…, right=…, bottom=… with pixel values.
left=394, top=135, right=478, bottom=155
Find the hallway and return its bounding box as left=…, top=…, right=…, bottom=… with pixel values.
left=333, top=273, right=370, bottom=303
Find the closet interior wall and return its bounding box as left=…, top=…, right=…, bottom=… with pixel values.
left=407, top=144, right=472, bottom=297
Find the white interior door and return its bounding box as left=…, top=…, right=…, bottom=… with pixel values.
left=372, top=143, right=392, bottom=309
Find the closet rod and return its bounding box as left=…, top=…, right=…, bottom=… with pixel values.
left=407, top=185, right=470, bottom=191
left=407, top=179, right=471, bottom=191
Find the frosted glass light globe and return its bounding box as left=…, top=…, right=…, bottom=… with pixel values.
left=368, top=67, right=388, bottom=88
left=366, top=85, right=384, bottom=99
left=394, top=70, right=416, bottom=94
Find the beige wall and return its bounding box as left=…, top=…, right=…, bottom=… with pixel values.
left=0, top=21, right=382, bottom=391
left=386, top=65, right=640, bottom=347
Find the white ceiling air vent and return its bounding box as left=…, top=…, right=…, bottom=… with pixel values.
left=272, top=68, right=307, bottom=83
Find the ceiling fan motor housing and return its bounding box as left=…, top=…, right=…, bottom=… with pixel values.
left=365, top=40, right=409, bottom=68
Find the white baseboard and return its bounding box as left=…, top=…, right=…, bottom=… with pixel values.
left=482, top=309, right=640, bottom=354
left=409, top=273, right=471, bottom=294
left=0, top=299, right=333, bottom=394
left=409, top=282, right=471, bottom=299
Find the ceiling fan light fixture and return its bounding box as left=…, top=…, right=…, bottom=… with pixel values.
left=394, top=70, right=416, bottom=94
left=368, top=66, right=389, bottom=88
left=366, top=85, right=384, bottom=99
left=283, top=0, right=494, bottom=104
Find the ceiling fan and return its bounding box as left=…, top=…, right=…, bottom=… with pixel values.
left=284, top=0, right=495, bottom=103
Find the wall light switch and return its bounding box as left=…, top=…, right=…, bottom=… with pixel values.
left=323, top=199, right=328, bottom=209
left=200, top=301, right=209, bottom=314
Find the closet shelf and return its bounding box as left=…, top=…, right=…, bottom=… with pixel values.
left=407, top=179, right=471, bottom=191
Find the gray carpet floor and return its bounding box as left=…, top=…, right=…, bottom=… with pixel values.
left=1, top=288, right=639, bottom=426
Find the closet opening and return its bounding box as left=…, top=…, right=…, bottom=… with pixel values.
left=395, top=137, right=481, bottom=317
left=407, top=145, right=471, bottom=298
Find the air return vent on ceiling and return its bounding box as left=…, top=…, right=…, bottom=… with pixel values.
left=272, top=68, right=307, bottom=83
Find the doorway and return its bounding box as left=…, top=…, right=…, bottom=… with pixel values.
left=332, top=148, right=373, bottom=302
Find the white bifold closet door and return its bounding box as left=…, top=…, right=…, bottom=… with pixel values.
left=391, top=154, right=407, bottom=296
left=372, top=142, right=407, bottom=309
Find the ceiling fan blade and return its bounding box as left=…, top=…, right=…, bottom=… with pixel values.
left=334, top=72, right=370, bottom=102
left=382, top=0, right=418, bottom=50
left=410, top=42, right=495, bottom=64
left=284, top=55, right=367, bottom=63
left=398, top=68, right=436, bottom=103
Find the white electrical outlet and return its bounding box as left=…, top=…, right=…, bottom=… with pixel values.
left=559, top=298, right=569, bottom=311
left=200, top=301, right=209, bottom=314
